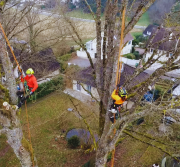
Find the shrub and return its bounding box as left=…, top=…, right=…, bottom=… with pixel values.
left=59, top=60, right=68, bottom=73
left=134, top=51, right=140, bottom=60
left=127, top=55, right=132, bottom=59
left=132, top=39, right=139, bottom=46
left=123, top=53, right=135, bottom=59
left=59, top=54, right=72, bottom=62
left=132, top=46, right=135, bottom=53
left=36, top=76, right=64, bottom=99
left=67, top=136, right=80, bottom=148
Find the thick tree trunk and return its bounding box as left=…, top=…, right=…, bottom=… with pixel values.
left=99, top=100, right=106, bottom=135
left=5, top=128, right=32, bottom=167
left=0, top=12, right=18, bottom=104
left=0, top=102, right=34, bottom=167
left=95, top=147, right=109, bottom=167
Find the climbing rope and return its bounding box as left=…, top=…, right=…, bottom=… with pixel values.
left=0, top=23, right=35, bottom=167
left=111, top=6, right=126, bottom=167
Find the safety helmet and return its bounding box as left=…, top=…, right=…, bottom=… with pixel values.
left=118, top=87, right=127, bottom=97
left=26, top=68, right=34, bottom=75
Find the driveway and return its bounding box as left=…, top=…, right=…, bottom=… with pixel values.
left=68, top=57, right=96, bottom=68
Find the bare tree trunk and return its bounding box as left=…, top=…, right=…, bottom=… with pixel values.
left=1, top=102, right=33, bottom=167
left=0, top=11, right=18, bottom=104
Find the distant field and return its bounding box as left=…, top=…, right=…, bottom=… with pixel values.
left=67, top=10, right=94, bottom=20
left=67, top=10, right=150, bottom=26
left=136, top=12, right=150, bottom=26
left=131, top=31, right=143, bottom=38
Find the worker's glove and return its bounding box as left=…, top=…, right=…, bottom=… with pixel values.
left=29, top=91, right=34, bottom=95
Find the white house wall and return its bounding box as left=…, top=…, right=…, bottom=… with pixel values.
left=123, top=40, right=132, bottom=55
left=122, top=57, right=139, bottom=67
left=145, top=50, right=180, bottom=63
left=72, top=80, right=99, bottom=100
left=77, top=50, right=96, bottom=59
left=77, top=40, right=133, bottom=59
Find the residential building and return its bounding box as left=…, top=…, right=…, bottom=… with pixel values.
left=1, top=48, right=60, bottom=85
left=77, top=33, right=134, bottom=59
left=69, top=63, right=149, bottom=101
left=144, top=27, right=180, bottom=62
left=143, top=24, right=158, bottom=37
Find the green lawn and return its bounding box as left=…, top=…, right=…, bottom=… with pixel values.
left=136, top=12, right=150, bottom=26
left=1, top=89, right=179, bottom=166
left=0, top=92, right=98, bottom=167
left=66, top=10, right=94, bottom=20
left=131, top=31, right=143, bottom=38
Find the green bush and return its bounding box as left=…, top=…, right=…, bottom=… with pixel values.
left=59, top=60, right=68, bottom=73
left=136, top=35, right=148, bottom=43
left=127, top=55, right=132, bottom=59
left=134, top=51, right=140, bottom=60
left=123, top=53, right=135, bottom=59
left=67, top=136, right=80, bottom=149
left=36, top=76, right=64, bottom=99
left=132, top=39, right=139, bottom=46
left=59, top=54, right=71, bottom=62
left=132, top=46, right=135, bottom=53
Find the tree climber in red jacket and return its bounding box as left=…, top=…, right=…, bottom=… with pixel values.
left=16, top=68, right=38, bottom=109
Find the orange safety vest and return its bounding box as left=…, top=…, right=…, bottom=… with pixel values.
left=111, top=89, right=127, bottom=105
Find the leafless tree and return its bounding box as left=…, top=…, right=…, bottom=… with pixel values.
left=60, top=0, right=180, bottom=166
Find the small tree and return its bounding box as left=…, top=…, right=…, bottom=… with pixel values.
left=67, top=136, right=80, bottom=148
left=134, top=51, right=140, bottom=60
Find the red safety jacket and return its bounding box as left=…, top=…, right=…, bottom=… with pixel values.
left=21, top=75, right=38, bottom=92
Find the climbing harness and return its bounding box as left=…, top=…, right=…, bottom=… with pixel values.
left=0, top=23, right=35, bottom=167
left=23, top=82, right=37, bottom=103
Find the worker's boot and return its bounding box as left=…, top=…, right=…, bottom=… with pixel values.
left=16, top=91, right=24, bottom=100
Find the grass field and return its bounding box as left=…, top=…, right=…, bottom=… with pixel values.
left=1, top=91, right=180, bottom=166
left=67, top=10, right=150, bottom=26
left=131, top=31, right=143, bottom=38
left=66, top=10, right=94, bottom=20
left=0, top=92, right=99, bottom=167
left=136, top=12, right=150, bottom=26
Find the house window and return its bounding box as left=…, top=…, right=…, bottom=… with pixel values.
left=86, top=42, right=91, bottom=50
left=87, top=85, right=91, bottom=94
left=95, top=53, right=97, bottom=58
left=128, top=41, right=131, bottom=45
left=77, top=81, right=81, bottom=91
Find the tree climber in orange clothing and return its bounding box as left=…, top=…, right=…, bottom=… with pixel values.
left=16, top=68, right=38, bottom=109
left=109, top=85, right=127, bottom=123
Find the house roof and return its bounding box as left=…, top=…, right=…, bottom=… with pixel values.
left=135, top=47, right=145, bottom=55
left=143, top=24, right=158, bottom=36
left=75, top=64, right=149, bottom=88
left=88, top=32, right=134, bottom=45
left=8, top=47, right=60, bottom=79
left=124, top=33, right=134, bottom=44
left=146, top=27, right=180, bottom=51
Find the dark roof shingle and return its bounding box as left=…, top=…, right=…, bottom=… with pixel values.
left=8, top=47, right=60, bottom=79
left=143, top=24, right=158, bottom=36
left=75, top=64, right=149, bottom=88
left=146, top=27, right=180, bottom=51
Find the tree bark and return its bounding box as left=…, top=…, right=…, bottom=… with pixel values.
left=0, top=8, right=18, bottom=104
left=1, top=102, right=33, bottom=167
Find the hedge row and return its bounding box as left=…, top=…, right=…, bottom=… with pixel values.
left=36, top=76, right=64, bottom=99
left=25, top=76, right=64, bottom=103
